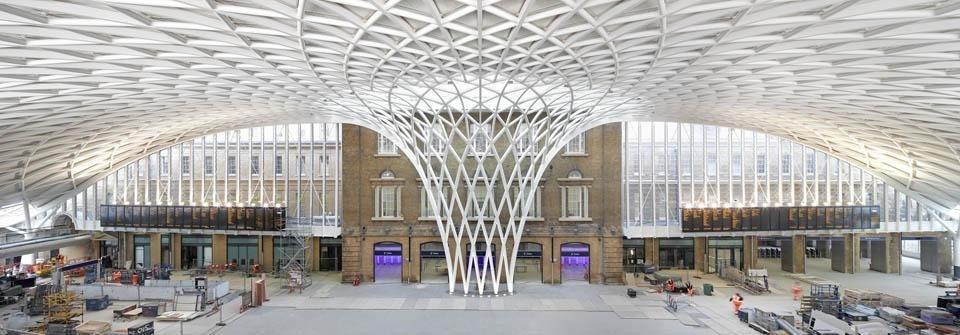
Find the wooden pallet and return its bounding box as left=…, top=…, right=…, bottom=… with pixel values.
left=929, top=324, right=960, bottom=335
left=901, top=315, right=929, bottom=330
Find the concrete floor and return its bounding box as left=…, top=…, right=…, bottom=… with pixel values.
left=1, top=256, right=951, bottom=334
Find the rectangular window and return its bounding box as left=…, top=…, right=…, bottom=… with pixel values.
left=275, top=156, right=283, bottom=176
left=427, top=124, right=445, bottom=155
left=379, top=186, right=398, bottom=218
left=467, top=185, right=493, bottom=218
left=227, top=156, right=237, bottom=175
left=511, top=185, right=542, bottom=218
left=470, top=124, right=491, bottom=155
left=782, top=154, right=791, bottom=175
left=756, top=153, right=766, bottom=175
left=138, top=159, right=145, bottom=177
left=160, top=156, right=169, bottom=176
left=204, top=156, right=214, bottom=176
left=298, top=156, right=307, bottom=176
left=251, top=155, right=260, bottom=175
left=420, top=184, right=448, bottom=218
left=805, top=152, right=816, bottom=175
left=377, top=133, right=396, bottom=154
left=181, top=156, right=190, bottom=176
left=565, top=186, right=585, bottom=218
left=515, top=123, right=537, bottom=155
left=565, top=132, right=585, bottom=154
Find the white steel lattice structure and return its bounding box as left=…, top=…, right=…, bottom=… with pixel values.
left=3, top=0, right=960, bottom=286
left=370, top=80, right=608, bottom=295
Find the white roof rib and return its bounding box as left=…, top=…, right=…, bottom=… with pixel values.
left=0, top=0, right=957, bottom=214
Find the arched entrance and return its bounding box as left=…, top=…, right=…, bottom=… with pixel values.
left=373, top=242, right=402, bottom=283
left=515, top=242, right=542, bottom=283
left=560, top=242, right=590, bottom=283
left=420, top=242, right=446, bottom=284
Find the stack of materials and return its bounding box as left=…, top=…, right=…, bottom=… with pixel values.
left=920, top=309, right=956, bottom=325
left=74, top=320, right=111, bottom=335
left=140, top=302, right=167, bottom=317
left=842, top=288, right=905, bottom=308
left=900, top=303, right=926, bottom=317
left=878, top=307, right=905, bottom=323
left=843, top=289, right=880, bottom=304
left=900, top=315, right=928, bottom=330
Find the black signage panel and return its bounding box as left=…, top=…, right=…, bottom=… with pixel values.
left=128, top=321, right=154, bottom=335
left=99, top=205, right=286, bottom=231
left=681, top=205, right=880, bottom=232
left=517, top=251, right=542, bottom=258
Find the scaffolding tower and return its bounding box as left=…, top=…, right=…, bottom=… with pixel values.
left=277, top=222, right=312, bottom=293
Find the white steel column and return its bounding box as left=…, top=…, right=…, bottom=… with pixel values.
left=752, top=131, right=758, bottom=204
left=765, top=135, right=770, bottom=204
left=272, top=125, right=278, bottom=205
left=701, top=125, right=707, bottom=204
left=284, top=124, right=290, bottom=207
left=739, top=130, right=745, bottom=204
left=813, top=151, right=819, bottom=205
left=727, top=128, right=733, bottom=204
left=801, top=146, right=808, bottom=205
left=297, top=123, right=303, bottom=220
left=235, top=129, right=241, bottom=204
left=777, top=138, right=782, bottom=204
left=677, top=123, right=683, bottom=213
left=826, top=157, right=832, bottom=204
left=788, top=143, right=795, bottom=205
left=178, top=143, right=183, bottom=205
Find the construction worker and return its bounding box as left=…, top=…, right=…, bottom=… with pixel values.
left=665, top=278, right=675, bottom=293
left=685, top=282, right=695, bottom=296
left=729, top=293, right=744, bottom=315
left=793, top=282, right=802, bottom=301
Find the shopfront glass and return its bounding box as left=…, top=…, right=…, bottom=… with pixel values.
left=181, top=235, right=212, bottom=270
left=623, top=239, right=645, bottom=273
left=227, top=236, right=259, bottom=271
left=708, top=238, right=743, bottom=275
left=134, top=235, right=151, bottom=268
left=659, top=238, right=694, bottom=270
left=319, top=238, right=342, bottom=272
left=515, top=242, right=542, bottom=283
left=420, top=242, right=446, bottom=283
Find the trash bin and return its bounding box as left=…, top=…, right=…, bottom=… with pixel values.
left=627, top=288, right=637, bottom=298
left=703, top=283, right=714, bottom=296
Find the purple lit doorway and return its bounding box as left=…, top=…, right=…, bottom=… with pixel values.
left=373, top=242, right=402, bottom=283
left=560, top=243, right=590, bottom=283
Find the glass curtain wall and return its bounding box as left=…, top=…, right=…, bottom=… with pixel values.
left=69, top=123, right=342, bottom=229
left=623, top=122, right=948, bottom=236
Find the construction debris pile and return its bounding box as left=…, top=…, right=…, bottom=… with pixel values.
left=740, top=282, right=960, bottom=335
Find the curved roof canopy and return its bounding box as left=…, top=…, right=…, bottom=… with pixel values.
left=1, top=0, right=959, bottom=215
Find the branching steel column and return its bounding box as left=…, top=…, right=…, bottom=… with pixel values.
left=368, top=79, right=626, bottom=296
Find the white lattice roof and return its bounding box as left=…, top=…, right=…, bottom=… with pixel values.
left=0, top=0, right=959, bottom=214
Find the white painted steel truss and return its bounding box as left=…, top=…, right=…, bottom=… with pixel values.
left=1, top=2, right=960, bottom=231
left=371, top=79, right=603, bottom=295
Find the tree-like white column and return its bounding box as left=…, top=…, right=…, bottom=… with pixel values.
left=360, top=79, right=632, bottom=295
